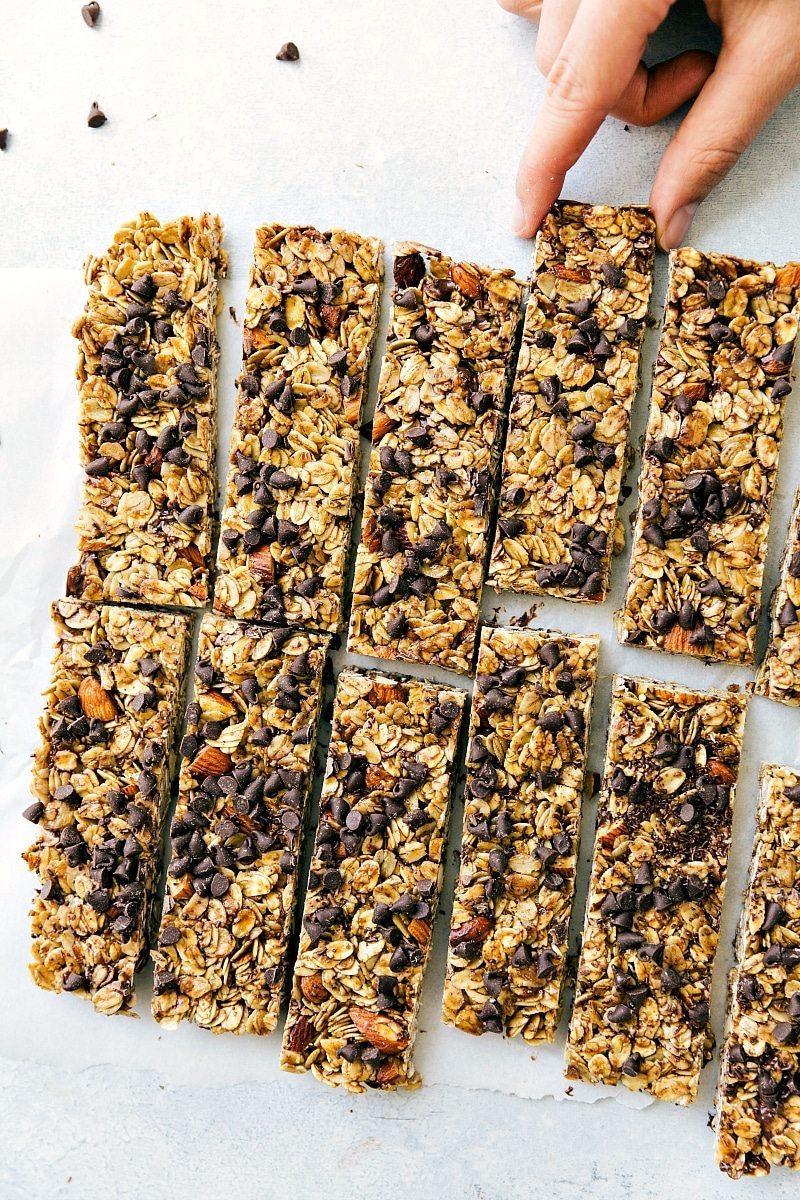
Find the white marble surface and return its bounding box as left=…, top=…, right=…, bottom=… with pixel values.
left=3, top=2, right=800, bottom=1197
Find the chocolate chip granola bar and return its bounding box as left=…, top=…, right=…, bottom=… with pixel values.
left=280, top=668, right=465, bottom=1091
left=67, top=212, right=226, bottom=609
left=714, top=763, right=800, bottom=1177
left=152, top=614, right=329, bottom=1034
left=617, top=249, right=800, bottom=663
left=442, top=626, right=598, bottom=1042
left=565, top=674, right=747, bottom=1103
left=213, top=224, right=383, bottom=632
left=347, top=243, right=523, bottom=675
left=22, top=599, right=191, bottom=1014
left=755, top=488, right=800, bottom=705
left=489, top=202, right=655, bottom=602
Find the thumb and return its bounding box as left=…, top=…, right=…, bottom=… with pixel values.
left=650, top=36, right=799, bottom=247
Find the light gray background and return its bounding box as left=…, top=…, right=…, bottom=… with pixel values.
left=2, top=2, right=800, bottom=1198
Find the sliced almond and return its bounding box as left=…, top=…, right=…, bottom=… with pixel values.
left=78, top=677, right=117, bottom=722
left=299, top=972, right=328, bottom=1004
left=188, top=745, right=233, bottom=777
left=349, top=1006, right=409, bottom=1054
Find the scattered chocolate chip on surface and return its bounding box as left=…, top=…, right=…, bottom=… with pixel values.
left=276, top=41, right=300, bottom=61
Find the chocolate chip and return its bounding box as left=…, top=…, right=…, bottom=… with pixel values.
left=0, top=129, right=7, bottom=152
left=762, top=901, right=784, bottom=932
left=600, top=262, right=623, bottom=288
left=87, top=101, right=107, bottom=128
left=23, top=801, right=45, bottom=823
left=276, top=41, right=300, bottom=61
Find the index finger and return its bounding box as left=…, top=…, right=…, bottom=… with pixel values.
left=515, top=0, right=675, bottom=235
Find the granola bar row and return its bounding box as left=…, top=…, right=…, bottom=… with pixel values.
left=214, top=225, right=383, bottom=633
left=347, top=243, right=523, bottom=674
left=68, top=212, right=227, bottom=609
left=152, top=614, right=329, bottom=1034
left=442, top=626, right=598, bottom=1042
left=22, top=600, right=191, bottom=1013
left=489, top=202, right=656, bottom=603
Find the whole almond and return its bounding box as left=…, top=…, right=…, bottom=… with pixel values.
left=299, top=972, right=328, bottom=1004
left=776, top=263, right=800, bottom=290
left=319, top=303, right=341, bottom=334
left=349, top=1006, right=409, bottom=1054
left=371, top=410, right=397, bottom=443
left=449, top=915, right=492, bottom=947
left=393, top=251, right=425, bottom=289
left=78, top=677, right=117, bottom=722
left=368, top=680, right=406, bottom=707
left=407, top=918, right=431, bottom=946
left=552, top=263, right=591, bottom=284
left=286, top=1014, right=315, bottom=1054
left=198, top=689, right=237, bottom=721
left=375, top=1059, right=401, bottom=1087
left=188, top=745, right=233, bottom=777
left=248, top=546, right=274, bottom=581
left=664, top=624, right=692, bottom=654
left=344, top=396, right=361, bottom=426
left=451, top=262, right=481, bottom=298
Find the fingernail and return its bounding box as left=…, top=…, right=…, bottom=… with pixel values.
left=660, top=203, right=699, bottom=250
left=511, top=197, right=527, bottom=236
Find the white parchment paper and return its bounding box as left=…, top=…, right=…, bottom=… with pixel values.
left=1, top=259, right=799, bottom=1110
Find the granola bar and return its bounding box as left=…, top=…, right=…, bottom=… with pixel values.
left=565, top=674, right=747, bottom=1103
left=442, top=626, right=598, bottom=1042
left=151, top=614, right=329, bottom=1034
left=715, top=763, right=800, bottom=1178
left=21, top=599, right=191, bottom=1014
left=489, top=202, right=655, bottom=602
left=755, top=488, right=800, bottom=705
left=280, top=668, right=465, bottom=1091
left=617, top=249, right=800, bottom=663
left=213, top=225, right=383, bottom=632
left=67, top=212, right=226, bottom=609
left=347, top=243, right=523, bottom=675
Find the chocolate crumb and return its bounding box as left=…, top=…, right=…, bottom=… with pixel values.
left=87, top=101, right=107, bottom=128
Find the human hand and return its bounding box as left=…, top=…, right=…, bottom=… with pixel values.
left=502, top=0, right=800, bottom=247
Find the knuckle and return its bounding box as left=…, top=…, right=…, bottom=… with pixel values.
left=545, top=55, right=600, bottom=116
left=690, top=142, right=746, bottom=185
left=535, top=40, right=555, bottom=76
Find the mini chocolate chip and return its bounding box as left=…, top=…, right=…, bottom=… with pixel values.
left=87, top=101, right=107, bottom=128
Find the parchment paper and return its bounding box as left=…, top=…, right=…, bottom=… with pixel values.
left=1, top=259, right=798, bottom=1108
